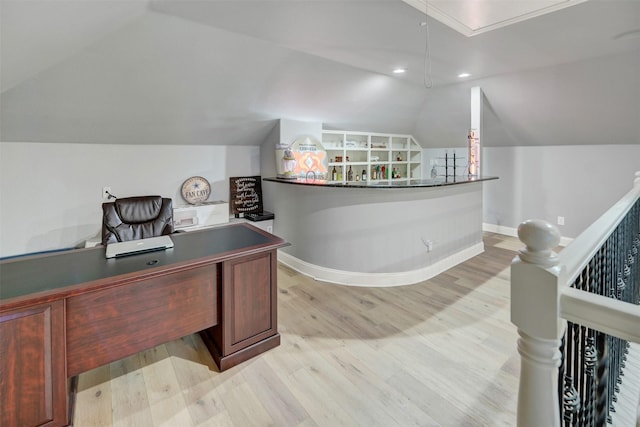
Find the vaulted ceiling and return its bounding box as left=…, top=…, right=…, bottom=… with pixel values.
left=1, top=0, right=639, bottom=147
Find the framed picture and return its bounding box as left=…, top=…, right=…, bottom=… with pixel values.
left=229, top=176, right=263, bottom=216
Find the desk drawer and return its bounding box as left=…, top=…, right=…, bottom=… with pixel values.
left=66, top=264, right=217, bottom=377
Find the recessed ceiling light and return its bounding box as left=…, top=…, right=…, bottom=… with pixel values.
left=393, top=68, right=407, bottom=74
left=458, top=73, right=471, bottom=78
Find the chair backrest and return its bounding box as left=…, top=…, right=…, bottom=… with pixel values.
left=102, top=196, right=174, bottom=245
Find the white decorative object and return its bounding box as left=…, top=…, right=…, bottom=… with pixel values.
left=173, top=201, right=229, bottom=231
left=276, top=146, right=297, bottom=179
left=276, top=136, right=327, bottom=180
left=181, top=176, right=211, bottom=204
left=469, top=86, right=482, bottom=176
left=517, top=219, right=561, bottom=267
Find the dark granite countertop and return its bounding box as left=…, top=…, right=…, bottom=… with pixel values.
left=263, top=175, right=498, bottom=188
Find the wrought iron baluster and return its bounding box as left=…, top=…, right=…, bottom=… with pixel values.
left=595, top=332, right=609, bottom=426
left=563, top=372, right=581, bottom=425
left=563, top=324, right=578, bottom=424
left=551, top=197, right=639, bottom=426
left=573, top=322, right=582, bottom=423
left=583, top=334, right=597, bottom=425
left=559, top=334, right=567, bottom=425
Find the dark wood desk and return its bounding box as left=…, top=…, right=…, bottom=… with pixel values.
left=0, top=223, right=288, bottom=427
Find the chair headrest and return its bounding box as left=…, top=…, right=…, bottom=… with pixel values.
left=114, top=196, right=163, bottom=223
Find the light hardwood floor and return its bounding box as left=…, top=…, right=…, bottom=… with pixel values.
left=74, top=233, right=521, bottom=426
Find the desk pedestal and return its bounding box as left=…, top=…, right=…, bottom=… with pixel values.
left=202, top=250, right=280, bottom=370
left=0, top=301, right=67, bottom=427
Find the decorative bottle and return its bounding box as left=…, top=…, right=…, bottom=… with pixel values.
left=347, top=165, right=354, bottom=181
left=362, top=169, right=367, bottom=181
left=332, top=165, right=337, bottom=181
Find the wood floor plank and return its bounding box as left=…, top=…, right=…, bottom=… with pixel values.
left=281, top=368, right=361, bottom=426
left=290, top=339, right=401, bottom=426
left=243, top=357, right=312, bottom=426
left=138, top=345, right=194, bottom=427
left=164, top=337, right=227, bottom=425
left=74, top=365, right=113, bottom=427
left=192, top=411, right=235, bottom=427
left=109, top=353, right=154, bottom=427
left=386, top=368, right=467, bottom=426
left=326, top=342, right=438, bottom=426
left=221, top=379, right=274, bottom=426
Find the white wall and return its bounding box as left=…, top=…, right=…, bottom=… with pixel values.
left=482, top=144, right=640, bottom=238
left=422, top=147, right=468, bottom=179
left=3, top=142, right=637, bottom=258
left=0, top=142, right=259, bottom=257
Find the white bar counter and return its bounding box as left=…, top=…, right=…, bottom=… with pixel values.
left=263, top=176, right=498, bottom=287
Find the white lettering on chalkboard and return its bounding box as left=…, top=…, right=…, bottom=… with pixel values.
left=230, top=176, right=263, bottom=214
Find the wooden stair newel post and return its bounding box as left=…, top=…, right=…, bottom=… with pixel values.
left=511, top=219, right=563, bottom=427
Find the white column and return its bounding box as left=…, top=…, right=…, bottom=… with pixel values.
left=511, top=219, right=563, bottom=427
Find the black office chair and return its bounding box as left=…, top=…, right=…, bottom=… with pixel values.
left=102, top=196, right=174, bottom=245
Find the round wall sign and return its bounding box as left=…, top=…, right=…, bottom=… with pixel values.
left=181, top=176, right=211, bottom=204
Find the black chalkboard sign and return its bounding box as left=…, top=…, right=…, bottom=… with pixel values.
left=230, top=176, right=263, bottom=216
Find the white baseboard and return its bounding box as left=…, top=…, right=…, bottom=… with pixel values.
left=482, top=223, right=518, bottom=237
left=277, top=242, right=484, bottom=287
left=482, top=223, right=573, bottom=247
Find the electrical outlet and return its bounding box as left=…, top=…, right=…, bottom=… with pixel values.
left=102, top=186, right=112, bottom=201
left=557, top=216, right=565, bottom=226
left=421, top=237, right=433, bottom=252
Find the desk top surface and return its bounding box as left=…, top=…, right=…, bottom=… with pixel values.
left=0, top=223, right=287, bottom=305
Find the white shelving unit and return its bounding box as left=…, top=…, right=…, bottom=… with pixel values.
left=322, top=130, right=422, bottom=183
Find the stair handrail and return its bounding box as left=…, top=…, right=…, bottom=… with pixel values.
left=511, top=171, right=640, bottom=427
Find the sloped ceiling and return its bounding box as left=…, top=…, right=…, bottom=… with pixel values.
left=1, top=0, right=639, bottom=147
left=1, top=1, right=148, bottom=93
